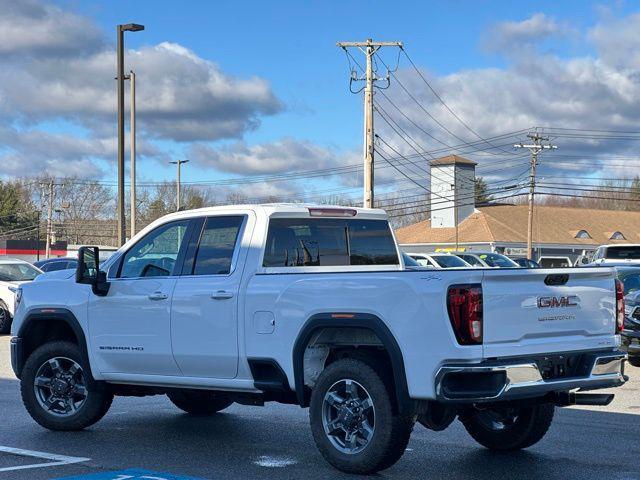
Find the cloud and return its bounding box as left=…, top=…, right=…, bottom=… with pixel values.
left=483, top=13, right=565, bottom=53
left=0, top=0, right=103, bottom=57
left=0, top=0, right=283, bottom=178
left=378, top=12, right=640, bottom=182
left=188, top=138, right=354, bottom=175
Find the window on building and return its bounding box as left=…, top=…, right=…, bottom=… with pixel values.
left=575, top=230, right=592, bottom=239
left=610, top=231, right=626, bottom=240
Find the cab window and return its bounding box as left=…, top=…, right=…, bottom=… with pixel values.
left=119, top=220, right=190, bottom=278
left=263, top=218, right=398, bottom=267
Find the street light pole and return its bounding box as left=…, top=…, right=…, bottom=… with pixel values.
left=116, top=23, right=144, bottom=246
left=169, top=160, right=189, bottom=211
left=129, top=70, right=137, bottom=237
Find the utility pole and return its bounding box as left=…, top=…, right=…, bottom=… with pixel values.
left=129, top=70, right=137, bottom=237
left=515, top=133, right=557, bottom=260
left=116, top=23, right=144, bottom=247
left=42, top=181, right=63, bottom=259
left=169, top=160, right=189, bottom=211
left=337, top=39, right=403, bottom=208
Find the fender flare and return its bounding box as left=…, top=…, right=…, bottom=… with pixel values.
left=292, top=313, right=412, bottom=413
left=15, top=308, right=93, bottom=379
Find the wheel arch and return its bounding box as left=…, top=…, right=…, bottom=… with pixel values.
left=292, top=313, right=412, bottom=413
left=14, top=308, right=93, bottom=379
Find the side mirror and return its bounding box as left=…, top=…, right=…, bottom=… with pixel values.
left=76, top=246, right=110, bottom=296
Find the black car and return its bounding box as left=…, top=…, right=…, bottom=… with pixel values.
left=512, top=257, right=540, bottom=268
left=619, top=266, right=640, bottom=367
left=33, top=257, right=78, bottom=273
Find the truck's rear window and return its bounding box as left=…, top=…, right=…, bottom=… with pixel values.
left=263, top=218, right=399, bottom=267
left=606, top=246, right=640, bottom=260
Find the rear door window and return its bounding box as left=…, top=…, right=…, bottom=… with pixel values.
left=263, top=218, right=398, bottom=267
left=191, top=216, right=244, bottom=275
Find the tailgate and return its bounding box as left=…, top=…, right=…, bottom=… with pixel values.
left=482, top=267, right=618, bottom=358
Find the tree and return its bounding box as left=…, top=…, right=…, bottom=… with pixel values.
left=474, top=177, right=493, bottom=204
left=0, top=181, right=36, bottom=238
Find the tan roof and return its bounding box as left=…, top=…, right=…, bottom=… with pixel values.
left=429, top=154, right=477, bottom=166
left=395, top=204, right=640, bottom=246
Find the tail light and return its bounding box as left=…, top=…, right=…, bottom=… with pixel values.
left=447, top=284, right=483, bottom=345
left=615, top=279, right=625, bottom=334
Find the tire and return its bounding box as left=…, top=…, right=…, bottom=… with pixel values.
left=0, top=300, right=12, bottom=334
left=20, top=341, right=113, bottom=431
left=309, top=358, right=415, bottom=474
left=460, top=403, right=554, bottom=451
left=628, top=356, right=640, bottom=368
left=167, top=389, right=233, bottom=415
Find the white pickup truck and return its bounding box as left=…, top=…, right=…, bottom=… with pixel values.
left=10, top=204, right=628, bottom=474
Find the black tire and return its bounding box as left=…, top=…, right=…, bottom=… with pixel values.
left=628, top=356, right=640, bottom=368
left=460, top=403, right=554, bottom=451
left=0, top=300, right=12, bottom=334
left=309, top=358, right=415, bottom=474
left=167, top=389, right=233, bottom=415
left=20, top=341, right=113, bottom=431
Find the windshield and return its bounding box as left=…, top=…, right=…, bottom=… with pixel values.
left=618, top=269, right=640, bottom=295
left=431, top=255, right=469, bottom=268
left=478, top=253, right=518, bottom=268
left=402, top=253, right=421, bottom=267
left=0, top=262, right=42, bottom=281
left=606, top=246, right=640, bottom=260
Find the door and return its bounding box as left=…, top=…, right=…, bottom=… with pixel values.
left=89, top=219, right=191, bottom=376
left=171, top=214, right=248, bottom=378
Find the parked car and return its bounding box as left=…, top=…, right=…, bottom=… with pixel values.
left=512, top=257, right=541, bottom=268
left=11, top=204, right=626, bottom=474
left=538, top=256, right=573, bottom=268
left=0, top=258, right=42, bottom=333
left=34, top=257, right=78, bottom=273
left=618, top=266, right=640, bottom=367
left=454, top=252, right=519, bottom=268
left=592, top=244, right=640, bottom=266
left=407, top=252, right=471, bottom=269
left=401, top=252, right=423, bottom=269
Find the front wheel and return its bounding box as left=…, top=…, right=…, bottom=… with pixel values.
left=20, top=341, right=113, bottom=431
left=309, top=358, right=415, bottom=474
left=460, top=403, right=554, bottom=451
left=0, top=300, right=12, bottom=334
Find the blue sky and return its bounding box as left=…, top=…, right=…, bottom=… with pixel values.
left=2, top=0, right=640, bottom=202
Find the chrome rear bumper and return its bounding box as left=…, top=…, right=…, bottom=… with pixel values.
left=435, top=351, right=627, bottom=403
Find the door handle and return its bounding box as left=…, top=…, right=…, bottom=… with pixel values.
left=211, top=290, right=234, bottom=300
left=148, top=292, right=168, bottom=301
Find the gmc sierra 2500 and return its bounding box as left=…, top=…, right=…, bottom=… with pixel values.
left=10, top=204, right=627, bottom=474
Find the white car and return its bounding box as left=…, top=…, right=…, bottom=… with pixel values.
left=407, top=252, right=471, bottom=269
left=591, top=244, right=640, bottom=266
left=455, top=252, right=519, bottom=268
left=0, top=258, right=42, bottom=333
left=11, top=204, right=626, bottom=474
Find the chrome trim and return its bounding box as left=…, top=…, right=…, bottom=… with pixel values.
left=435, top=352, right=627, bottom=402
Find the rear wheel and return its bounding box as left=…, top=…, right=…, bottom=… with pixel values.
left=167, top=389, right=233, bottom=415
left=20, top=341, right=113, bottom=431
left=628, top=356, right=640, bottom=368
left=0, top=300, right=12, bottom=334
left=460, top=403, right=554, bottom=451
left=309, top=358, right=415, bottom=474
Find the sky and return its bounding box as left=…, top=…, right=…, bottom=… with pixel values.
left=2, top=0, right=640, bottom=203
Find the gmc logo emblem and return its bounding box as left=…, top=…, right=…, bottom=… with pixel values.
left=537, top=295, right=579, bottom=308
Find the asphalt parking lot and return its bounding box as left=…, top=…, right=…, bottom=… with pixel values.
left=1, top=336, right=639, bottom=480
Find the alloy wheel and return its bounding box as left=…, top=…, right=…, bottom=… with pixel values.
left=321, top=379, right=375, bottom=454
left=33, top=357, right=88, bottom=417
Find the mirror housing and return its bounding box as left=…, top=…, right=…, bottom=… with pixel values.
left=76, top=246, right=110, bottom=296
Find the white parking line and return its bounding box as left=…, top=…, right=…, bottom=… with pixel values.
left=0, top=445, right=90, bottom=472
